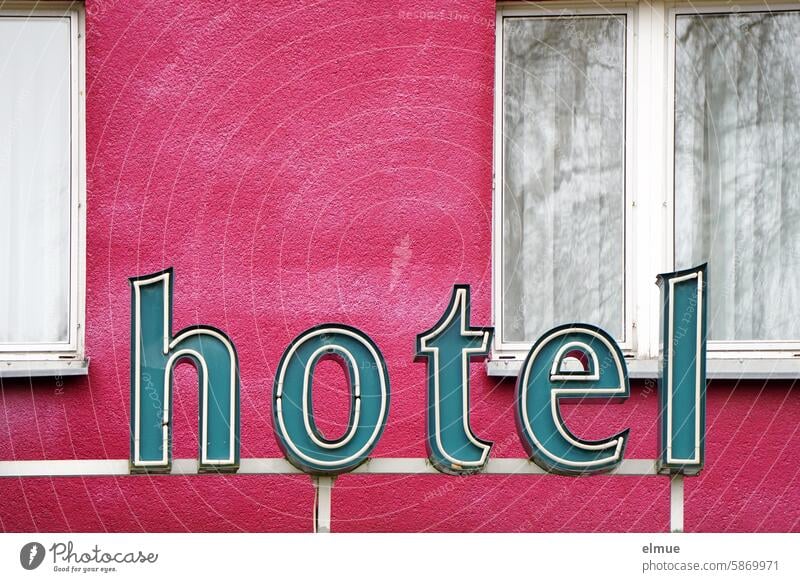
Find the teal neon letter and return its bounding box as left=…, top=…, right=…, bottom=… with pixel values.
left=415, top=286, right=493, bottom=474
left=515, top=324, right=630, bottom=475
left=272, top=324, right=390, bottom=475
left=130, top=268, right=240, bottom=472
left=657, top=264, right=707, bottom=474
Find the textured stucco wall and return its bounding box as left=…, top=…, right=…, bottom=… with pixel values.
left=1, top=0, right=798, bottom=532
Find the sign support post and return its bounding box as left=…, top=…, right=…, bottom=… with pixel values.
left=670, top=474, right=685, bottom=533
left=313, top=476, right=334, bottom=533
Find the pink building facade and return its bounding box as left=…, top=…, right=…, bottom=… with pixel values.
left=1, top=0, right=799, bottom=532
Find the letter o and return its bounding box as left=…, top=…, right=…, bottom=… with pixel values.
left=273, top=324, right=390, bottom=474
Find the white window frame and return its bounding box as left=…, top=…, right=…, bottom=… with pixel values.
left=0, top=2, right=86, bottom=377
left=491, top=0, right=800, bottom=377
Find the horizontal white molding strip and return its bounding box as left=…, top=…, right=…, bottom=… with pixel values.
left=0, top=458, right=659, bottom=477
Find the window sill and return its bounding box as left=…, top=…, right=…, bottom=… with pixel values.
left=486, top=357, right=800, bottom=380
left=0, top=358, right=89, bottom=378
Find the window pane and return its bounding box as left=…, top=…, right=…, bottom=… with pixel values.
left=674, top=11, right=800, bottom=341
left=0, top=17, right=71, bottom=345
left=502, top=15, right=626, bottom=343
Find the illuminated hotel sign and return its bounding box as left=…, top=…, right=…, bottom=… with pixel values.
left=129, top=264, right=707, bottom=478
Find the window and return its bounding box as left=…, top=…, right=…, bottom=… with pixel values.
left=493, top=2, right=800, bottom=375
left=0, top=3, right=85, bottom=375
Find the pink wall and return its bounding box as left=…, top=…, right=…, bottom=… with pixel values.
left=1, top=0, right=798, bottom=532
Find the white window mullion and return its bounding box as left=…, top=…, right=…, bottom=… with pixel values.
left=633, top=0, right=670, bottom=359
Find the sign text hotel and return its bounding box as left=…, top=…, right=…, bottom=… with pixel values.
left=129, top=264, right=707, bottom=477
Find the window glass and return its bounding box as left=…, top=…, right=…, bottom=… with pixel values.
left=501, top=15, right=626, bottom=343
left=0, top=16, right=72, bottom=344
left=674, top=11, right=800, bottom=341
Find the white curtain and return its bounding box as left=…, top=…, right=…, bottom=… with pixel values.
left=674, top=11, right=800, bottom=341
left=0, top=17, right=71, bottom=345
left=502, top=16, right=626, bottom=343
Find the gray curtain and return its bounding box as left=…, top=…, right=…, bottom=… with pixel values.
left=674, top=11, right=800, bottom=341
left=0, top=17, right=71, bottom=345
left=502, top=15, right=626, bottom=343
